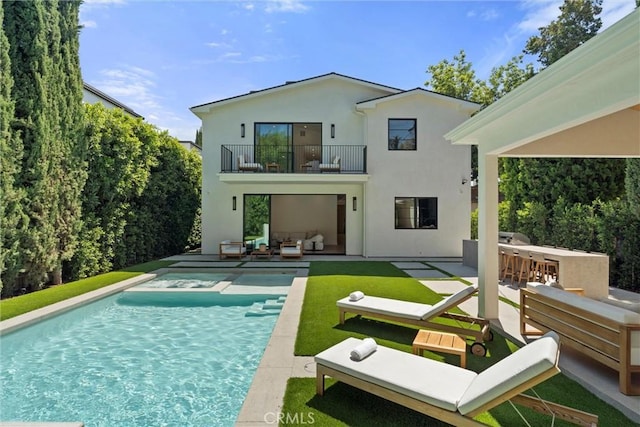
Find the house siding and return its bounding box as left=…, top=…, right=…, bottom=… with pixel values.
left=362, top=93, right=472, bottom=256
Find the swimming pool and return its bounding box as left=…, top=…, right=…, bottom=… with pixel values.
left=0, top=272, right=294, bottom=426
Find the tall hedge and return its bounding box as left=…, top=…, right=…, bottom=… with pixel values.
left=67, top=104, right=201, bottom=280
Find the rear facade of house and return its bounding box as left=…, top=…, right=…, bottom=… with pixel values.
left=191, top=73, right=479, bottom=257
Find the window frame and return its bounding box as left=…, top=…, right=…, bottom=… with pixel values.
left=394, top=197, right=438, bottom=230
left=388, top=118, right=417, bottom=151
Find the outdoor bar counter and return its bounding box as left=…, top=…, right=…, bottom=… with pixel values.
left=499, top=243, right=609, bottom=299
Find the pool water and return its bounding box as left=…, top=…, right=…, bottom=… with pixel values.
left=0, top=274, right=291, bottom=426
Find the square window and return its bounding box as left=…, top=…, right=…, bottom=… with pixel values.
left=395, top=197, right=437, bottom=229
left=388, top=119, right=416, bottom=150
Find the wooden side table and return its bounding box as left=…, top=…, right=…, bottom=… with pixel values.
left=412, top=330, right=467, bottom=368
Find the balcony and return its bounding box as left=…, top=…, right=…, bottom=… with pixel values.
left=221, top=144, right=367, bottom=174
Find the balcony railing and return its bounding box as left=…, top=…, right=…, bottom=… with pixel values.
left=221, top=144, right=367, bottom=174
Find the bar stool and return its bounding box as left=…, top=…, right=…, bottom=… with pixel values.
left=500, top=247, right=518, bottom=284
left=530, top=252, right=555, bottom=283
left=516, top=250, right=533, bottom=284
left=544, top=256, right=559, bottom=282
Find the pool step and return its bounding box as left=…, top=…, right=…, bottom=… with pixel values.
left=245, top=298, right=286, bottom=317
left=263, top=298, right=285, bottom=310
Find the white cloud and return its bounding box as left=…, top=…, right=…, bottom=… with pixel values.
left=206, top=41, right=232, bottom=48
left=265, top=0, right=309, bottom=14
left=600, top=0, right=636, bottom=31
left=243, top=2, right=255, bottom=11
left=81, top=20, right=97, bottom=28
left=517, top=0, right=563, bottom=33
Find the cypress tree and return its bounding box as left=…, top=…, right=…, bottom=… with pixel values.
left=0, top=1, right=28, bottom=296
left=51, top=0, right=86, bottom=284
left=4, top=0, right=58, bottom=290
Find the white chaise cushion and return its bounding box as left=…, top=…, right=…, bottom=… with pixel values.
left=337, top=285, right=478, bottom=321
left=419, top=285, right=478, bottom=320
left=337, top=296, right=430, bottom=320
left=457, top=331, right=560, bottom=415
left=315, top=337, right=476, bottom=412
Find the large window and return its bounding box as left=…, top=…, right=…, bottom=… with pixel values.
left=388, top=119, right=416, bottom=150
left=395, top=197, right=437, bottom=229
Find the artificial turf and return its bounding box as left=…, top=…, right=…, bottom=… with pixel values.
left=0, top=260, right=174, bottom=321
left=285, top=260, right=633, bottom=426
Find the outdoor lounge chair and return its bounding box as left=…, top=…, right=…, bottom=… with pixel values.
left=337, top=285, right=492, bottom=355
left=237, top=154, right=263, bottom=172
left=280, top=240, right=303, bottom=259
left=315, top=332, right=598, bottom=427
left=219, top=240, right=246, bottom=259
left=319, top=155, right=340, bottom=173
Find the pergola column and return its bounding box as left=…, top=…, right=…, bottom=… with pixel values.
left=477, top=150, right=499, bottom=319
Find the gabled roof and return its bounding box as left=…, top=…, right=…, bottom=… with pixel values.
left=356, top=87, right=480, bottom=113
left=83, top=82, right=143, bottom=118
left=190, top=72, right=402, bottom=114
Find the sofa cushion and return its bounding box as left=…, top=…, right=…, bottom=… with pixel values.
left=528, top=283, right=640, bottom=324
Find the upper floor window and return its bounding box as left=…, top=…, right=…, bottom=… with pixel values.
left=395, top=197, right=437, bottom=229
left=388, top=119, right=416, bottom=150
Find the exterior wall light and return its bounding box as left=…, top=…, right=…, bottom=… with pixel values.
left=232, top=196, right=237, bottom=211
left=352, top=196, right=357, bottom=211
left=331, top=124, right=335, bottom=138
left=241, top=123, right=245, bottom=138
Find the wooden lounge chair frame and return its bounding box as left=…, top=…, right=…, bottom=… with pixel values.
left=338, top=286, right=492, bottom=355
left=316, top=340, right=598, bottom=427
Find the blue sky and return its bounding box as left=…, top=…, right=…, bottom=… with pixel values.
left=79, top=0, right=635, bottom=141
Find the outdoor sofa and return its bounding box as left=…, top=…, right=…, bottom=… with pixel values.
left=521, top=283, right=640, bottom=395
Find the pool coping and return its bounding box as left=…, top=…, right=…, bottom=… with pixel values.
left=235, top=270, right=313, bottom=427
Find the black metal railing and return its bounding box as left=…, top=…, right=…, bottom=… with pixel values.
left=221, top=144, right=367, bottom=174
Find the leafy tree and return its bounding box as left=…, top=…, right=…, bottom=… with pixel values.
left=524, top=0, right=602, bottom=67
left=425, top=50, right=486, bottom=103
left=0, top=1, right=28, bottom=296
left=426, top=51, right=534, bottom=179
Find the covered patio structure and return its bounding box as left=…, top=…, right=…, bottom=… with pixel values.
left=445, top=8, right=639, bottom=320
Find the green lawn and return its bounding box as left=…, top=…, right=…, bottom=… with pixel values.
left=285, top=260, right=631, bottom=426
left=0, top=260, right=173, bottom=321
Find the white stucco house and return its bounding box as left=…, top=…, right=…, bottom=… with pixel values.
left=191, top=73, right=479, bottom=256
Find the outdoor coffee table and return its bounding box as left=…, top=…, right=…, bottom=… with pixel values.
left=250, top=248, right=274, bottom=260
left=412, top=330, right=467, bottom=368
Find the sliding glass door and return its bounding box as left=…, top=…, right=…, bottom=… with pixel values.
left=255, top=124, right=292, bottom=172
left=255, top=123, right=322, bottom=173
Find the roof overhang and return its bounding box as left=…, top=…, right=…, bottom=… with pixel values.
left=356, top=88, right=480, bottom=114
left=445, top=8, right=640, bottom=158
left=190, top=73, right=401, bottom=117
